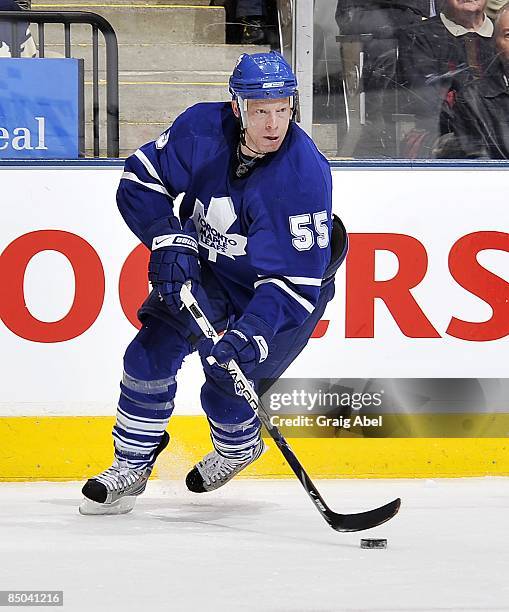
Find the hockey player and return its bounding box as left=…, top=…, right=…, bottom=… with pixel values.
left=79, top=51, right=348, bottom=515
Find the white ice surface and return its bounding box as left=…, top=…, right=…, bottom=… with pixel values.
left=0, top=478, right=508, bottom=612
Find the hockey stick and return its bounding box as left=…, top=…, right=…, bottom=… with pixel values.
left=180, top=284, right=401, bottom=532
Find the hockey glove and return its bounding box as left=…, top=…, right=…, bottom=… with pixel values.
left=205, top=314, right=272, bottom=381
left=148, top=219, right=200, bottom=315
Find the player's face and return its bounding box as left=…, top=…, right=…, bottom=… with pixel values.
left=496, top=11, right=509, bottom=67
left=242, top=98, right=292, bottom=154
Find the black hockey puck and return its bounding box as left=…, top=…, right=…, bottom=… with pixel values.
left=360, top=538, right=387, bottom=549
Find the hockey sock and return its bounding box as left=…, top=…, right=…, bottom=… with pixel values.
left=112, top=370, right=176, bottom=469
left=208, top=414, right=262, bottom=461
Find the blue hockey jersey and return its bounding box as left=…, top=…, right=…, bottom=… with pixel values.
left=117, top=102, right=334, bottom=338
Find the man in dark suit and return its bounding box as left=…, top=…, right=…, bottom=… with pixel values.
left=336, top=1, right=433, bottom=88
left=334, top=2, right=434, bottom=156
left=397, top=0, right=496, bottom=156
left=450, top=4, right=509, bottom=158
left=336, top=1, right=433, bottom=40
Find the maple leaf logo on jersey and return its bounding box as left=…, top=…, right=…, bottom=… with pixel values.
left=192, top=196, right=247, bottom=262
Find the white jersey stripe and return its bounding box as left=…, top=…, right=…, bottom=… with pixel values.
left=283, top=275, right=322, bottom=286
left=134, top=149, right=165, bottom=186
left=256, top=274, right=322, bottom=287
left=253, top=278, right=315, bottom=314
left=121, top=171, right=171, bottom=197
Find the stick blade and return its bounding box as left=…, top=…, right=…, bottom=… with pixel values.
left=330, top=497, right=401, bottom=532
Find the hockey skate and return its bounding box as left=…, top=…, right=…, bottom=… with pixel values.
left=79, top=431, right=169, bottom=515
left=186, top=439, right=266, bottom=493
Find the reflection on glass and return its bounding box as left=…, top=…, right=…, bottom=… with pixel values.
left=313, top=0, right=508, bottom=160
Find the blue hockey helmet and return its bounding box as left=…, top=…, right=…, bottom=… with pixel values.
left=229, top=51, right=298, bottom=100
left=229, top=51, right=300, bottom=127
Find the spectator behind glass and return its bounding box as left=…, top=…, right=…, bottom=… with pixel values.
left=449, top=3, right=509, bottom=158
left=0, top=0, right=36, bottom=57
left=335, top=1, right=433, bottom=156
left=236, top=0, right=267, bottom=44
left=210, top=0, right=277, bottom=45
left=336, top=1, right=433, bottom=39
left=336, top=2, right=433, bottom=94
left=397, top=0, right=496, bottom=157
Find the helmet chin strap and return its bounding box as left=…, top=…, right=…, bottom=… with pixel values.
left=239, top=129, right=266, bottom=157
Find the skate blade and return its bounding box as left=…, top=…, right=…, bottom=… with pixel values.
left=79, top=496, right=136, bottom=516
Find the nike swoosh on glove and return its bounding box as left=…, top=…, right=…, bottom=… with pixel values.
left=204, top=314, right=273, bottom=381
left=148, top=219, right=201, bottom=315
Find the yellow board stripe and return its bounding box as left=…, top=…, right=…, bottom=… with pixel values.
left=1, top=416, right=508, bottom=481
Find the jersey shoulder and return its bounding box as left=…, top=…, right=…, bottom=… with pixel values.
left=169, top=102, right=236, bottom=143
left=286, top=123, right=332, bottom=186
left=254, top=123, right=332, bottom=216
